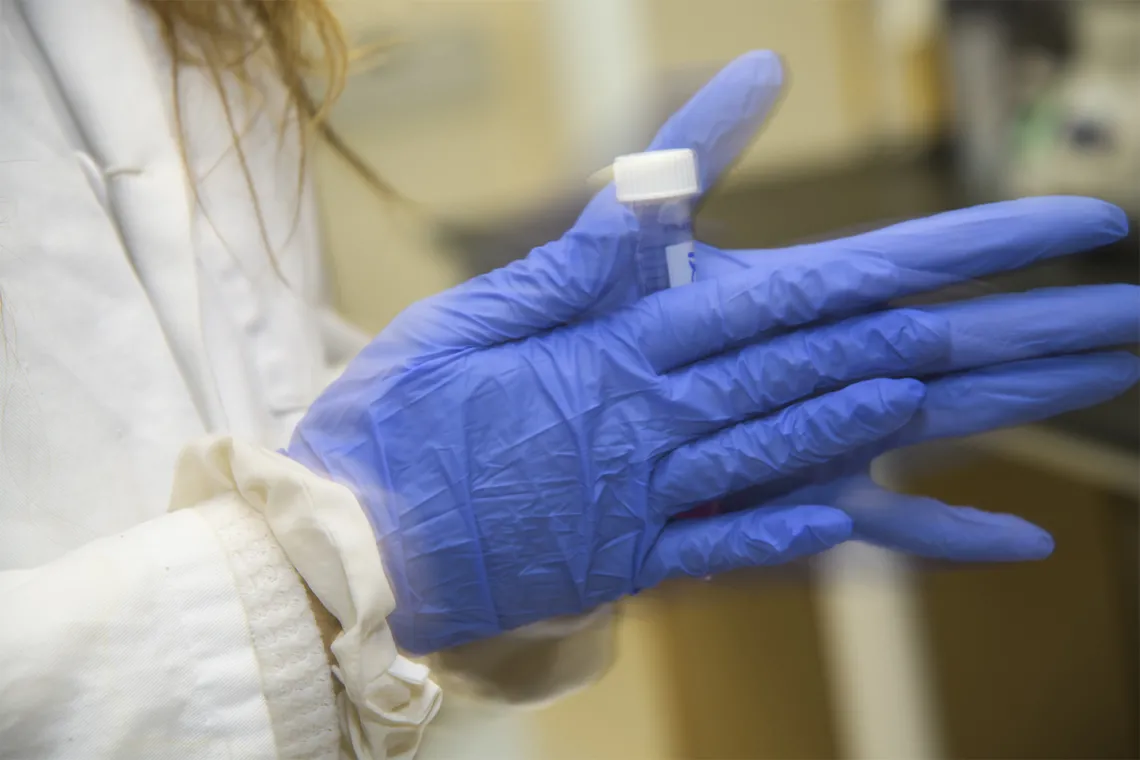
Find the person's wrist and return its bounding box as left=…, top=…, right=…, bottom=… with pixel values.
left=285, top=427, right=584, bottom=656
left=428, top=606, right=617, bottom=705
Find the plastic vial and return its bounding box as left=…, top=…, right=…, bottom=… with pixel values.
left=615, top=148, right=719, bottom=524
left=614, top=149, right=701, bottom=296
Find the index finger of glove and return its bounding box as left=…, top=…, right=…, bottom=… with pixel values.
left=633, top=254, right=950, bottom=372
left=696, top=196, right=1128, bottom=284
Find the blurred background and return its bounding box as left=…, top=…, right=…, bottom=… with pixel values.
left=314, top=1, right=1140, bottom=757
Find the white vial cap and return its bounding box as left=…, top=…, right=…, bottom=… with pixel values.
left=613, top=148, right=700, bottom=204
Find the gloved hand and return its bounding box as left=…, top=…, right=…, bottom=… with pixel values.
left=290, top=51, right=1137, bottom=655
left=696, top=230, right=1140, bottom=561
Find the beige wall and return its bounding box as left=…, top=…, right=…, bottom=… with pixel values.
left=323, top=0, right=935, bottom=224
left=320, top=0, right=925, bottom=331
left=652, top=0, right=873, bottom=180
left=328, top=1, right=563, bottom=221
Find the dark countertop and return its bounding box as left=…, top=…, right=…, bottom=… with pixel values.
left=441, top=152, right=1139, bottom=454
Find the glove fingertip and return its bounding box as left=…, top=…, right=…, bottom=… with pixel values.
left=898, top=308, right=954, bottom=363
left=755, top=505, right=853, bottom=555
left=1025, top=528, right=1056, bottom=560
left=800, top=506, right=855, bottom=548
left=970, top=523, right=1055, bottom=562
left=1074, top=196, right=1129, bottom=238
left=1119, top=352, right=1140, bottom=386
left=877, top=377, right=927, bottom=417
left=1010, top=196, right=1129, bottom=239
left=734, top=48, right=785, bottom=86
left=990, top=514, right=1056, bottom=560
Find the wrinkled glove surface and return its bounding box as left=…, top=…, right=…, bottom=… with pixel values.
left=290, top=52, right=1139, bottom=654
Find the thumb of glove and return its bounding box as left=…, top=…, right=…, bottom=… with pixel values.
left=406, top=51, right=786, bottom=352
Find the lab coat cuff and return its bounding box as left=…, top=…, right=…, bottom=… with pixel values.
left=171, top=437, right=442, bottom=760
left=194, top=496, right=341, bottom=758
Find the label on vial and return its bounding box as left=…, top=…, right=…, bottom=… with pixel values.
left=665, top=241, right=695, bottom=287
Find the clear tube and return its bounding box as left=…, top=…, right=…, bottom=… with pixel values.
left=614, top=151, right=714, bottom=525
left=631, top=198, right=696, bottom=296
left=630, top=196, right=720, bottom=523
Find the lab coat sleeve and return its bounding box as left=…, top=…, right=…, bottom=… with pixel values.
left=0, top=437, right=441, bottom=760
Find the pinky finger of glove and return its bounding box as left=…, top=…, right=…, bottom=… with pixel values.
left=637, top=505, right=852, bottom=588
left=834, top=477, right=1055, bottom=562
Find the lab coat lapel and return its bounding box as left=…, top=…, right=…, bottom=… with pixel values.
left=2, top=1, right=210, bottom=559
left=18, top=0, right=227, bottom=430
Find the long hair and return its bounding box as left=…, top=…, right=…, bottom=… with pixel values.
left=142, top=0, right=395, bottom=274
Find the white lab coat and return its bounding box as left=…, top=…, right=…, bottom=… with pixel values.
left=0, top=1, right=610, bottom=757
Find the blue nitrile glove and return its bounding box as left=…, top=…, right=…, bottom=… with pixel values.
left=695, top=233, right=1140, bottom=562
left=290, top=51, right=1134, bottom=655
